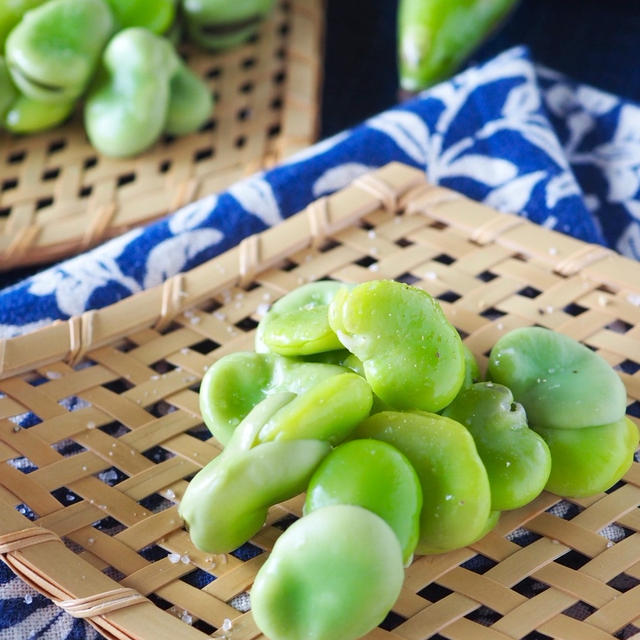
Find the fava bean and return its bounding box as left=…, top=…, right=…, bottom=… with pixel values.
left=305, top=439, right=422, bottom=564
left=442, top=382, right=551, bottom=510
left=328, top=279, right=465, bottom=412
left=353, top=410, right=491, bottom=554
left=251, top=504, right=404, bottom=640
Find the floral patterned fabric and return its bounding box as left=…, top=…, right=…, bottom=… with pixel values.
left=1, top=46, right=639, bottom=639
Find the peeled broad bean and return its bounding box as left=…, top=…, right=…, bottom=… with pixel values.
left=353, top=410, right=492, bottom=554
left=251, top=504, right=404, bottom=640
left=535, top=418, right=638, bottom=498
left=6, top=0, right=114, bottom=102
left=199, top=351, right=349, bottom=444
left=182, top=0, right=275, bottom=50
left=442, top=382, right=551, bottom=511
left=256, top=372, right=373, bottom=445
left=0, top=58, right=18, bottom=120
left=488, top=326, right=626, bottom=429
left=165, top=60, right=213, bottom=135
left=105, top=0, right=176, bottom=34
left=4, top=93, right=75, bottom=133
left=0, top=0, right=47, bottom=49
left=84, top=28, right=179, bottom=157
left=305, top=439, right=422, bottom=563
left=179, top=438, right=329, bottom=553
left=255, top=281, right=349, bottom=356
left=488, top=326, right=634, bottom=497
left=328, top=279, right=465, bottom=412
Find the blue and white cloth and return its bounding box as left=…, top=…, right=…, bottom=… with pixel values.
left=1, top=46, right=640, bottom=638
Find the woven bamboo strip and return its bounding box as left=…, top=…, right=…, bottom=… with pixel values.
left=0, top=0, right=324, bottom=270
left=0, top=162, right=638, bottom=639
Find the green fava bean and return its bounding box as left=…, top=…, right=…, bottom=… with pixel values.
left=178, top=438, right=329, bottom=553
left=535, top=418, right=638, bottom=498
left=256, top=372, right=373, bottom=445
left=199, top=351, right=351, bottom=445
left=0, top=57, right=18, bottom=120
left=0, top=0, right=47, bottom=50
left=461, top=343, right=481, bottom=388
left=251, top=504, right=404, bottom=640
left=6, top=0, right=115, bottom=102
left=165, top=60, right=213, bottom=136
left=353, top=411, right=491, bottom=554
left=305, top=439, right=422, bottom=564
left=328, top=279, right=465, bottom=412
left=256, top=281, right=350, bottom=356
left=104, top=0, right=176, bottom=34
left=84, top=28, right=179, bottom=157
left=4, top=93, right=75, bottom=133
left=488, top=326, right=627, bottom=429
left=442, top=382, right=551, bottom=511
left=182, top=0, right=275, bottom=50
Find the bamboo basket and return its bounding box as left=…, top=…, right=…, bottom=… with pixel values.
left=1, top=162, right=640, bottom=640
left=0, top=0, right=323, bottom=271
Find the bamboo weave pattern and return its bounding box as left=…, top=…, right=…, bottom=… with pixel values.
left=0, top=163, right=639, bottom=639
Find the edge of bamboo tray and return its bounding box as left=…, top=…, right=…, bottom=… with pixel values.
left=0, top=161, right=639, bottom=640
left=1, top=161, right=639, bottom=380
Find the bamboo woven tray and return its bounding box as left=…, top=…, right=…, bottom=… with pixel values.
left=1, top=162, right=640, bottom=640
left=0, top=0, right=323, bottom=271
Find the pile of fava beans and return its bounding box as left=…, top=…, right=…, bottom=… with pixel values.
left=179, top=279, right=638, bottom=640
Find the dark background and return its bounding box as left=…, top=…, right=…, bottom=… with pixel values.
left=321, top=0, right=640, bottom=137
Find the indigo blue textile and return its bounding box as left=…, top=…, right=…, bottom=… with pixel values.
left=1, top=46, right=640, bottom=638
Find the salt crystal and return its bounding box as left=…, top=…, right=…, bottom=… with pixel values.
left=548, top=247, right=557, bottom=255
left=81, top=465, right=88, bottom=471
left=497, top=322, right=504, bottom=330
left=168, top=553, right=180, bottom=564
left=100, top=469, right=118, bottom=483
left=151, top=375, right=160, bottom=381
left=214, top=311, right=227, bottom=321
left=87, top=537, right=95, bottom=545
left=181, top=348, right=189, bottom=355
left=181, top=554, right=190, bottom=564
left=12, top=425, right=20, bottom=433
left=505, top=461, right=512, bottom=467
left=181, top=612, right=193, bottom=625
left=190, top=316, right=201, bottom=325
left=222, top=619, right=233, bottom=632
left=256, top=303, right=270, bottom=317
left=46, top=371, right=62, bottom=379
left=368, top=230, right=376, bottom=239
left=606, top=540, right=614, bottom=548
left=24, top=594, right=32, bottom=604
left=86, top=421, right=96, bottom=429
left=368, top=263, right=379, bottom=272
left=165, top=489, right=176, bottom=500
left=444, top=494, right=453, bottom=501
left=627, top=293, right=640, bottom=307
left=424, top=271, right=437, bottom=280
left=262, top=292, right=271, bottom=301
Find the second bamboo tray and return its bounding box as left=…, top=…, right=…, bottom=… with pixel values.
left=0, top=0, right=323, bottom=271
left=0, top=162, right=639, bottom=639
